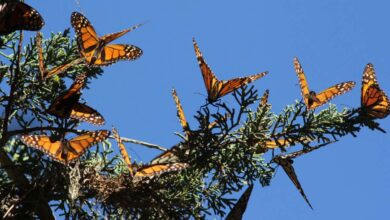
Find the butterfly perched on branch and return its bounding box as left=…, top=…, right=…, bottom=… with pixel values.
left=47, top=74, right=105, bottom=125
left=272, top=143, right=328, bottom=209
left=360, top=63, right=390, bottom=119
left=21, top=130, right=110, bottom=164
left=293, top=57, right=355, bottom=110
left=0, top=1, right=44, bottom=35
left=71, top=11, right=143, bottom=66
left=36, top=32, right=85, bottom=79
left=112, top=127, right=189, bottom=183
left=193, top=38, right=268, bottom=103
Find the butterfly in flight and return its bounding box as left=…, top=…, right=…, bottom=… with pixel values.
left=360, top=63, right=390, bottom=119
left=193, top=38, right=268, bottom=103
left=71, top=11, right=143, bottom=66
left=0, top=1, right=44, bottom=35
left=21, top=130, right=110, bottom=164
left=225, top=185, right=254, bottom=220
left=293, top=57, right=356, bottom=110
left=47, top=74, right=105, bottom=125
left=36, top=32, right=84, bottom=79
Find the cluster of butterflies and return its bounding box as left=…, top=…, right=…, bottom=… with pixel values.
left=0, top=1, right=192, bottom=182
left=2, top=0, right=390, bottom=198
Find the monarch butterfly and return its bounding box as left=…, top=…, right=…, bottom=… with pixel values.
left=132, top=162, right=189, bottom=183
left=150, top=147, right=181, bottom=165
left=225, top=185, right=254, bottom=220
left=172, top=89, right=190, bottom=137
left=47, top=74, right=105, bottom=125
left=293, top=57, right=356, bottom=110
left=71, top=11, right=143, bottom=66
left=360, top=63, right=390, bottom=119
left=0, top=1, right=44, bottom=35
left=193, top=38, right=268, bottom=103
left=112, top=127, right=134, bottom=176
left=36, top=32, right=85, bottom=79
left=256, top=89, right=271, bottom=113
left=21, top=130, right=110, bottom=164
left=272, top=143, right=327, bottom=209
left=256, top=138, right=305, bottom=154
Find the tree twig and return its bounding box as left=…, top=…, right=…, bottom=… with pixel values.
left=114, top=136, right=167, bottom=151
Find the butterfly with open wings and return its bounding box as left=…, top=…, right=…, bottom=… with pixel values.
left=193, top=38, right=268, bottom=103
left=21, top=130, right=110, bottom=164
left=294, top=57, right=355, bottom=110
left=71, top=11, right=143, bottom=66
left=360, top=63, right=390, bottom=119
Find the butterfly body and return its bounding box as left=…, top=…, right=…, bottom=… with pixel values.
left=193, top=38, right=268, bottom=103
left=21, top=130, right=110, bottom=164
left=71, top=12, right=143, bottom=66
left=0, top=1, right=44, bottom=35
left=360, top=63, right=390, bottom=119
left=293, top=57, right=355, bottom=110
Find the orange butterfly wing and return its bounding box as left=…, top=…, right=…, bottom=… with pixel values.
left=294, top=57, right=312, bottom=108
left=361, top=63, right=390, bottom=119
left=193, top=38, right=268, bottom=102
left=71, top=11, right=142, bottom=66
left=193, top=38, right=220, bottom=101
left=0, top=2, right=44, bottom=35
left=92, top=44, right=142, bottom=66
left=21, top=135, right=64, bottom=162
left=70, top=103, right=105, bottom=125
left=311, top=81, right=356, bottom=109
left=67, top=130, right=110, bottom=162
left=218, top=71, right=268, bottom=98
left=171, top=89, right=189, bottom=136
left=71, top=12, right=99, bottom=64
left=112, top=127, right=134, bottom=176
left=22, top=130, right=109, bottom=164
left=294, top=57, right=355, bottom=109
left=133, top=163, right=189, bottom=182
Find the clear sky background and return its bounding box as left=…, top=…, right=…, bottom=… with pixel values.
left=28, top=0, right=390, bottom=219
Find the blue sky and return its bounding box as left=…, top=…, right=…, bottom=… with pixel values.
left=29, top=0, right=390, bottom=219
